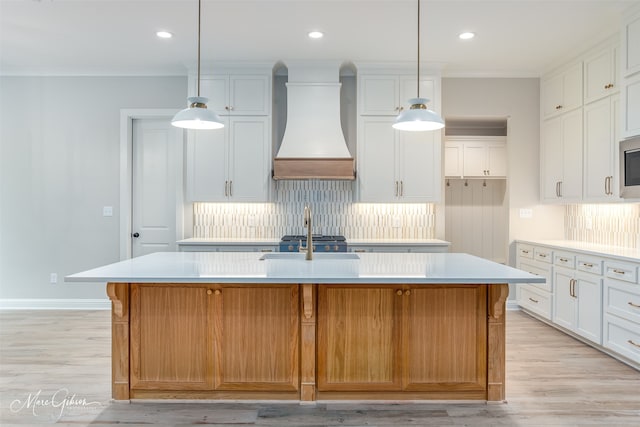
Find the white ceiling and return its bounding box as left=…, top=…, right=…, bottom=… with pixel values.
left=1, top=0, right=636, bottom=77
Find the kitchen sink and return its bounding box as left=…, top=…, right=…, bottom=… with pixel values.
left=259, top=252, right=360, bottom=277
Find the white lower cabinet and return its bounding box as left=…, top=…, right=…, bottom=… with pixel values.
left=517, top=241, right=639, bottom=369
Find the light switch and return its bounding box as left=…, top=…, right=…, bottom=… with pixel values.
left=103, top=206, right=113, bottom=217
left=519, top=208, right=533, bottom=219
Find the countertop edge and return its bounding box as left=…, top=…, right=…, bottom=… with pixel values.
left=515, top=239, right=640, bottom=262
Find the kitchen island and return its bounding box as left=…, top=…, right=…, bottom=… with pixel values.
left=67, top=252, right=543, bottom=403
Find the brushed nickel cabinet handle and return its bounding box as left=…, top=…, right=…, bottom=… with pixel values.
left=605, top=176, right=609, bottom=195
left=628, top=301, right=640, bottom=309
left=556, top=105, right=563, bottom=110
left=538, top=253, right=547, bottom=258
left=558, top=181, right=563, bottom=197
left=521, top=250, right=530, bottom=254
left=528, top=297, right=539, bottom=303
left=556, top=181, right=560, bottom=197
left=583, top=263, right=594, bottom=268
left=354, top=249, right=367, bottom=253
left=400, top=181, right=404, bottom=197
left=559, top=257, right=568, bottom=262
left=613, top=269, right=626, bottom=275
left=224, top=180, right=228, bottom=197
left=229, top=180, right=233, bottom=197
left=395, top=181, right=399, bottom=197
left=628, top=340, right=640, bottom=348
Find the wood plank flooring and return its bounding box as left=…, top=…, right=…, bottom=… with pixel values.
left=1, top=309, right=639, bottom=426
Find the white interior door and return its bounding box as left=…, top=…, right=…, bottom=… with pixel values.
left=132, top=119, right=182, bottom=257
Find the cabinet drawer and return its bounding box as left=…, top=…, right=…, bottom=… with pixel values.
left=518, top=260, right=551, bottom=293
left=605, top=278, right=640, bottom=324
left=554, top=252, right=576, bottom=269
left=604, top=261, right=638, bottom=283
left=577, top=256, right=603, bottom=275
left=534, top=248, right=553, bottom=263
left=603, top=314, right=640, bottom=364
left=518, top=286, right=552, bottom=320
left=517, top=244, right=534, bottom=259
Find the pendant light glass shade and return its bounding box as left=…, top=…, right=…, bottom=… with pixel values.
left=394, top=0, right=445, bottom=132
left=172, top=96, right=224, bottom=130
left=171, top=0, right=223, bottom=131
left=392, top=97, right=444, bottom=131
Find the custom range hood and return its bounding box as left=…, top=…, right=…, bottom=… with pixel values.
left=273, top=61, right=355, bottom=180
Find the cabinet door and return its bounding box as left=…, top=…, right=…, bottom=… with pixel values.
left=584, top=45, right=617, bottom=104
left=358, top=117, right=397, bottom=201
left=541, top=116, right=564, bottom=201
left=198, top=76, right=229, bottom=116
left=186, top=123, right=229, bottom=201
left=486, top=143, right=507, bottom=177
left=317, top=285, right=402, bottom=391
left=584, top=97, right=617, bottom=201
left=130, top=285, right=214, bottom=390
left=228, top=75, right=270, bottom=115
left=623, top=11, right=640, bottom=77
left=542, top=63, right=583, bottom=119
left=444, top=142, right=463, bottom=177
left=553, top=268, right=576, bottom=330
left=359, top=76, right=400, bottom=115
left=575, top=273, right=603, bottom=344
left=228, top=116, right=270, bottom=202
left=403, top=286, right=486, bottom=392
left=623, top=73, right=640, bottom=138
left=398, top=130, right=441, bottom=202
left=462, top=143, right=486, bottom=177
left=560, top=109, right=584, bottom=201
left=213, top=285, right=299, bottom=391
left=399, top=77, right=436, bottom=111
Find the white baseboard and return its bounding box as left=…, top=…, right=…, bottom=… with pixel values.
left=506, top=300, right=520, bottom=311
left=0, top=299, right=111, bottom=310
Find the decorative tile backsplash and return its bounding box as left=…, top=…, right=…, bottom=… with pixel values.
left=565, top=204, right=640, bottom=249
left=193, top=181, right=436, bottom=240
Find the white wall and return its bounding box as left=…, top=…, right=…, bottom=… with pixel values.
left=441, top=78, right=565, bottom=265
left=0, top=76, right=187, bottom=301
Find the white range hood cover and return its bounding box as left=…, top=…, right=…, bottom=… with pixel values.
left=273, top=61, right=355, bottom=180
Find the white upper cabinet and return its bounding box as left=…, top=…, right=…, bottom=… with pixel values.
left=622, top=7, right=640, bottom=138
left=583, top=95, right=620, bottom=201
left=623, top=8, right=640, bottom=77
left=186, top=116, right=270, bottom=202
left=194, top=74, right=271, bottom=116
left=541, top=109, right=583, bottom=202
left=358, top=117, right=441, bottom=202
left=584, top=41, right=619, bottom=105
left=359, top=75, right=436, bottom=116
left=357, top=68, right=442, bottom=203
left=541, top=62, right=583, bottom=119
left=444, top=137, right=507, bottom=178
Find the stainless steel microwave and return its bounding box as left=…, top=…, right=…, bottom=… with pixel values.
left=620, top=136, right=640, bottom=199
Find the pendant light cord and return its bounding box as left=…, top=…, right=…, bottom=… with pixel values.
left=416, top=0, right=420, bottom=98
left=197, top=0, right=202, bottom=97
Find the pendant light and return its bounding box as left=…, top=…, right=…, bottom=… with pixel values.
left=392, top=0, right=444, bottom=132
left=171, top=0, right=224, bottom=130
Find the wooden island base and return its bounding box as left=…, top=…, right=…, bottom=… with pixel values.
left=107, top=282, right=509, bottom=402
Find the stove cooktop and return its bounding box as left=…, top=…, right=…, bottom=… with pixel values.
left=281, top=235, right=346, bottom=242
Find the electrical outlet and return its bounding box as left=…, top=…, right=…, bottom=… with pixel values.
left=519, top=208, right=533, bottom=219
left=103, top=206, right=113, bottom=217
left=50, top=273, right=58, bottom=284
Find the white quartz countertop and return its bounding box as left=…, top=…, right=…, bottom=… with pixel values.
left=517, top=240, right=640, bottom=262
left=176, top=238, right=450, bottom=246
left=66, top=252, right=542, bottom=284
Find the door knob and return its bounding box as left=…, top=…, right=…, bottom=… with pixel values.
left=132, top=232, right=140, bottom=238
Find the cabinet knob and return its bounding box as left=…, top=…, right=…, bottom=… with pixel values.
left=555, top=105, right=563, bottom=110
left=132, top=232, right=140, bottom=238
left=396, top=290, right=403, bottom=296
left=405, top=290, right=411, bottom=296
left=214, top=289, right=221, bottom=295
left=207, top=289, right=213, bottom=295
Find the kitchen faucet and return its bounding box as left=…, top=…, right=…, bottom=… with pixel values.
left=299, top=204, right=313, bottom=260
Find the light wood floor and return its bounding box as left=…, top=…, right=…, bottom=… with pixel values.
left=1, top=309, right=639, bottom=426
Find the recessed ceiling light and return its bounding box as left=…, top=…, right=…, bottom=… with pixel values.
left=156, top=31, right=173, bottom=39
left=459, top=32, right=475, bottom=40
left=308, top=31, right=324, bottom=39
